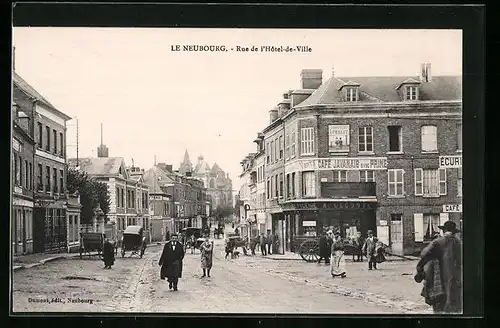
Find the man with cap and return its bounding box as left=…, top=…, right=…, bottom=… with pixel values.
left=159, top=233, right=185, bottom=291
left=362, top=230, right=378, bottom=270
left=414, top=220, right=462, bottom=313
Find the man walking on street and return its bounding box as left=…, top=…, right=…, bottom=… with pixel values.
left=362, top=230, right=378, bottom=270
left=249, top=235, right=258, bottom=255
left=259, top=233, right=267, bottom=256
left=159, top=233, right=185, bottom=291
left=317, top=231, right=332, bottom=265
left=414, top=221, right=463, bottom=313
left=266, top=231, right=273, bottom=255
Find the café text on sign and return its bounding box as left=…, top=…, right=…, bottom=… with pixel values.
left=285, top=157, right=388, bottom=173
left=443, top=204, right=462, bottom=213
left=439, top=155, right=462, bottom=168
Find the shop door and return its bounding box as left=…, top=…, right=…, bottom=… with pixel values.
left=390, top=214, right=403, bottom=255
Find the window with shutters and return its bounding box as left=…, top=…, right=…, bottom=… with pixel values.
left=301, top=171, right=316, bottom=197
left=60, top=132, right=64, bottom=156
left=300, top=128, right=315, bottom=155
left=53, top=168, right=58, bottom=193
left=388, top=169, right=404, bottom=197
left=279, top=136, right=283, bottom=160
left=53, top=129, right=58, bottom=154
left=275, top=175, right=279, bottom=198
left=346, top=87, right=358, bottom=102
left=37, top=122, right=43, bottom=148
left=333, top=170, right=347, bottom=182
left=266, top=142, right=270, bottom=164
left=359, top=170, right=375, bottom=182
left=267, top=179, right=270, bottom=199
left=29, top=162, right=32, bottom=190
left=421, top=125, right=438, bottom=152
left=423, top=214, right=440, bottom=241
left=457, top=167, right=462, bottom=197
left=285, top=134, right=290, bottom=160
left=358, top=126, right=373, bottom=152
left=414, top=168, right=447, bottom=197
left=279, top=173, right=283, bottom=197
left=59, top=169, right=64, bottom=194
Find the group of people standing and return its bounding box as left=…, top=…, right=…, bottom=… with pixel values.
left=317, top=229, right=386, bottom=278
left=158, top=233, right=214, bottom=291
left=248, top=232, right=278, bottom=256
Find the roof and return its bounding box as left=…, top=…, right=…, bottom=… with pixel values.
left=298, top=75, right=462, bottom=106
left=13, top=72, right=72, bottom=120
left=194, top=157, right=211, bottom=174
left=67, top=157, right=126, bottom=176
left=143, top=166, right=176, bottom=193
left=123, top=225, right=143, bottom=235
left=210, top=162, right=224, bottom=174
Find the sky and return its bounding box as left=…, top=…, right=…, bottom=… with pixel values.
left=12, top=28, right=462, bottom=192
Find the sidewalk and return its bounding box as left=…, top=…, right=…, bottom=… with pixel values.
left=13, top=242, right=162, bottom=271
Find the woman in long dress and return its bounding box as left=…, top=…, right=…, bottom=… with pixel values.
left=200, top=237, right=213, bottom=277
left=330, top=232, right=347, bottom=278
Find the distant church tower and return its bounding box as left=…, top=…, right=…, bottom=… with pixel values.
left=97, top=123, right=109, bottom=158
left=179, top=149, right=193, bottom=175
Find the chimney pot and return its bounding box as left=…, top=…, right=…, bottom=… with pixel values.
left=300, top=69, right=323, bottom=89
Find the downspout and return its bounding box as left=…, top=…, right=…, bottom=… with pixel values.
left=281, top=119, right=286, bottom=254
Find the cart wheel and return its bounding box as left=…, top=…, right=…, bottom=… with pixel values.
left=299, top=240, right=320, bottom=263
left=121, top=248, right=125, bottom=258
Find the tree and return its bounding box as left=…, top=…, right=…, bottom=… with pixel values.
left=67, top=168, right=111, bottom=224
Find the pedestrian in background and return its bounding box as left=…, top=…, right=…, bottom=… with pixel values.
left=165, top=230, right=171, bottom=242
left=266, top=231, right=273, bottom=255
left=102, top=238, right=115, bottom=269
left=159, top=233, right=185, bottom=291
left=200, top=236, right=213, bottom=278
left=330, top=232, right=346, bottom=278
left=249, top=235, right=258, bottom=256
left=353, top=231, right=364, bottom=262
left=414, top=221, right=462, bottom=313
left=224, top=238, right=234, bottom=260
left=362, top=230, right=378, bottom=270
left=317, top=232, right=331, bottom=265
left=259, top=233, right=267, bottom=256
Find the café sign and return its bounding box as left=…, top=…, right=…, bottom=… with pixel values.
left=443, top=204, right=462, bottom=213
left=439, top=156, right=462, bottom=168
left=285, top=157, right=388, bottom=173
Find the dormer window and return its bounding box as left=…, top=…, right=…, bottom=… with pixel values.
left=406, top=85, right=418, bottom=100
left=346, top=87, right=358, bottom=102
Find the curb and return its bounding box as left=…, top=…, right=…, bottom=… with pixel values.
left=14, top=253, right=80, bottom=271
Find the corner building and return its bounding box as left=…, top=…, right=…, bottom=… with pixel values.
left=260, top=66, right=462, bottom=256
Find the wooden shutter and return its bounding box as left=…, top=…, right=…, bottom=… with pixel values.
left=414, top=168, right=423, bottom=196
left=439, top=168, right=447, bottom=195
left=377, top=225, right=389, bottom=246
left=414, top=213, right=424, bottom=242
left=439, top=213, right=449, bottom=226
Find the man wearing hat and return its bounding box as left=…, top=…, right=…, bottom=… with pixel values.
left=362, top=230, right=378, bottom=270
left=159, top=233, right=185, bottom=291
left=414, top=220, right=462, bottom=313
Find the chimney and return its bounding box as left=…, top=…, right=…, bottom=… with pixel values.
left=269, top=109, right=278, bottom=124
left=419, top=62, right=431, bottom=82
left=300, top=69, right=323, bottom=89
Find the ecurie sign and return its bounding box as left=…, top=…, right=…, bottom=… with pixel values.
left=439, top=156, right=462, bottom=168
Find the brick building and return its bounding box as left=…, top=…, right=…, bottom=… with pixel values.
left=246, top=65, right=462, bottom=256
left=13, top=72, right=73, bottom=254
left=12, top=102, right=36, bottom=255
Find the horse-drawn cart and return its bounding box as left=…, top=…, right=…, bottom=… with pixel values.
left=80, top=232, right=104, bottom=259
left=295, top=236, right=363, bottom=262
left=120, top=225, right=147, bottom=258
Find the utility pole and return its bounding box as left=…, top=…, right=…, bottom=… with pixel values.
left=76, top=117, right=79, bottom=167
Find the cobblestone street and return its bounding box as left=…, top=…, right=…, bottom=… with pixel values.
left=12, top=238, right=431, bottom=314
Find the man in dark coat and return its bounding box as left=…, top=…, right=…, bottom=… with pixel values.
left=259, top=233, right=267, bottom=256
left=158, top=233, right=185, bottom=291
left=317, top=232, right=332, bottom=265
left=353, top=232, right=364, bottom=262
left=414, top=221, right=462, bottom=313
left=102, top=238, right=115, bottom=269
left=266, top=231, right=273, bottom=255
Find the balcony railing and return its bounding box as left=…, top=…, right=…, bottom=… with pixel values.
left=320, top=182, right=376, bottom=198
